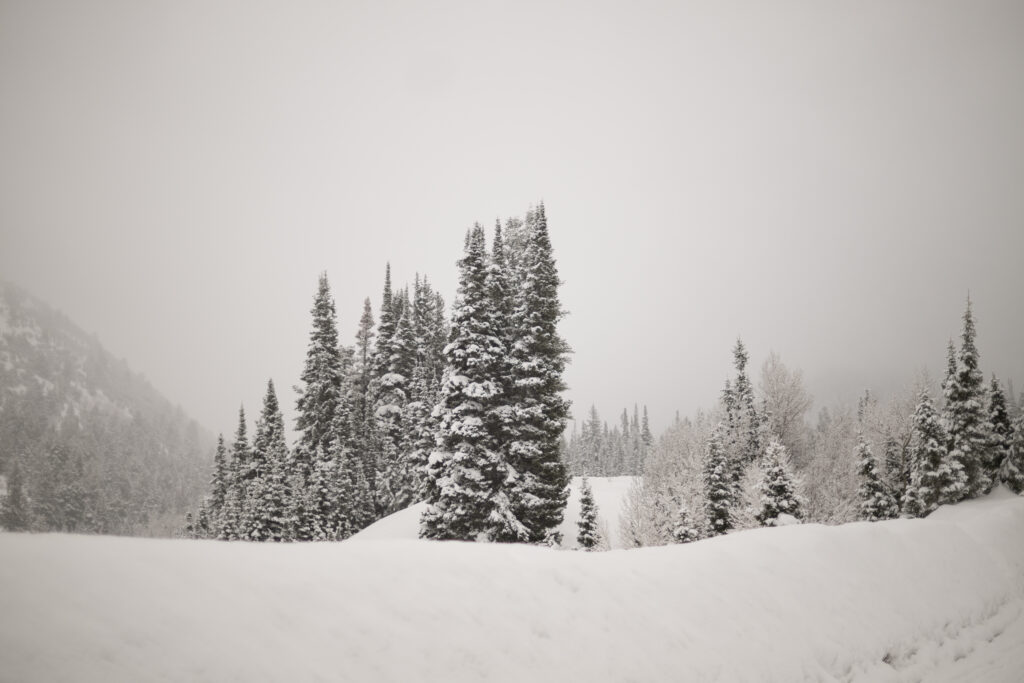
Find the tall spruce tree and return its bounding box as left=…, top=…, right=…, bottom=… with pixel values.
left=209, top=434, right=229, bottom=515
left=576, top=477, right=600, bottom=550
left=294, top=274, right=346, bottom=537
left=421, top=224, right=524, bottom=541
left=944, top=299, right=989, bottom=498
left=295, top=274, right=345, bottom=476
left=703, top=426, right=733, bottom=536
left=999, top=415, right=1024, bottom=493
left=505, top=203, right=571, bottom=543
left=986, top=376, right=1012, bottom=492
left=909, top=390, right=960, bottom=515
left=247, top=379, right=291, bottom=541
left=856, top=435, right=898, bottom=521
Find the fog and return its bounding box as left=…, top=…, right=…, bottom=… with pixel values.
left=1, top=0, right=1022, bottom=437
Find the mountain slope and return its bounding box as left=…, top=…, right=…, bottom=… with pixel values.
left=0, top=281, right=211, bottom=535
left=1, top=489, right=1021, bottom=682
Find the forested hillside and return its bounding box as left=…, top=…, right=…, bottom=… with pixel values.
left=0, top=282, right=211, bottom=535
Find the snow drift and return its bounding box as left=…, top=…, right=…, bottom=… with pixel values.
left=1, top=489, right=1023, bottom=682
left=351, top=476, right=636, bottom=549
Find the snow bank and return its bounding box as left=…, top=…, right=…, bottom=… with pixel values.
left=351, top=476, right=636, bottom=548
left=1, top=490, right=1022, bottom=682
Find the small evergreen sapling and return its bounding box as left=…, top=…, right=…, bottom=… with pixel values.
left=576, top=477, right=601, bottom=550
left=755, top=441, right=802, bottom=526
left=671, top=504, right=701, bottom=543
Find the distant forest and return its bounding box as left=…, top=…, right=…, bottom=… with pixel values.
left=0, top=282, right=210, bottom=535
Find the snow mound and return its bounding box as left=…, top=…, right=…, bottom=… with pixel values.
left=351, top=476, right=637, bottom=548
left=1, top=491, right=1023, bottom=682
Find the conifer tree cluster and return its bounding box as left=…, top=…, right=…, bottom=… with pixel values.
left=187, top=270, right=447, bottom=541
left=185, top=203, right=570, bottom=545
left=422, top=205, right=571, bottom=543
left=565, top=404, right=652, bottom=476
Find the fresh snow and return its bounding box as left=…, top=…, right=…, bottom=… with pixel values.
left=351, top=476, right=636, bottom=549
left=2, top=488, right=1023, bottom=682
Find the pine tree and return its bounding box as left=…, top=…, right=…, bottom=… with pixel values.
left=909, top=390, right=960, bottom=515
left=421, top=224, right=523, bottom=541
left=351, top=297, right=379, bottom=507
left=576, top=477, right=600, bottom=550
left=703, top=426, right=733, bottom=536
left=856, top=435, right=898, bottom=521
left=210, top=434, right=229, bottom=515
left=642, top=406, right=653, bottom=447
left=372, top=263, right=397, bottom=379
left=505, top=203, right=571, bottom=543
left=671, top=504, right=701, bottom=544
left=944, top=299, right=989, bottom=498
left=999, top=414, right=1024, bottom=494
left=295, top=274, right=346, bottom=483
left=248, top=379, right=292, bottom=541
left=986, top=376, right=1012, bottom=492
left=755, top=441, right=802, bottom=526
left=0, top=461, right=30, bottom=531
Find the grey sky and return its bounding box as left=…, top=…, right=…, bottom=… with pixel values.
left=2, top=0, right=1022, bottom=438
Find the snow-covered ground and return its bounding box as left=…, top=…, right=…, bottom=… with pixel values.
left=351, top=476, right=636, bottom=549
left=1, top=487, right=1022, bottom=682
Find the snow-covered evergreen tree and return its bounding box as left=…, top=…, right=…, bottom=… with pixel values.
left=755, top=441, right=802, bottom=526
left=856, top=435, right=898, bottom=521
left=295, top=274, right=346, bottom=482
left=703, top=426, right=733, bottom=536
left=0, top=461, right=29, bottom=531
left=421, top=224, right=523, bottom=541
left=209, top=434, right=229, bottom=516
left=943, top=299, right=991, bottom=498
left=294, top=274, right=348, bottom=538
left=671, top=503, right=701, bottom=543
left=505, top=203, right=571, bottom=543
left=576, top=477, right=600, bottom=550
left=247, top=379, right=291, bottom=541
left=999, top=414, right=1024, bottom=494
left=908, top=389, right=959, bottom=515
left=986, top=376, right=1012, bottom=491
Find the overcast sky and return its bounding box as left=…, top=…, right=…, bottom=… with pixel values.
left=1, top=0, right=1022, bottom=438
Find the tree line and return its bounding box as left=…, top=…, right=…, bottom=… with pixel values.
left=179, top=203, right=571, bottom=543
left=617, top=299, right=1024, bottom=548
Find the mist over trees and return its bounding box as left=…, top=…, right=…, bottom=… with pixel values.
left=183, top=203, right=572, bottom=544
left=618, top=297, right=1023, bottom=547
left=0, top=282, right=210, bottom=535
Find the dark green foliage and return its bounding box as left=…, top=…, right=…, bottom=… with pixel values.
left=576, top=477, right=600, bottom=550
